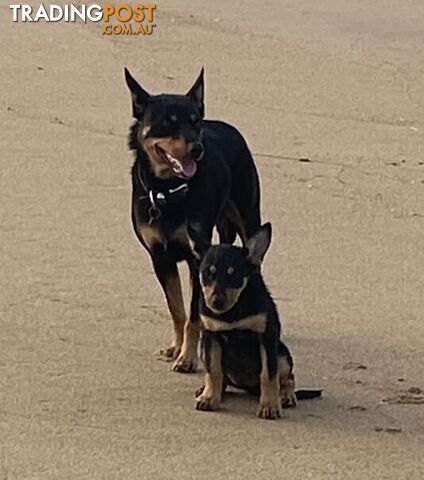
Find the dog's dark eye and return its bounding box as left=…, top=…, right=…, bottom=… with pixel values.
left=227, top=267, right=234, bottom=275
left=202, top=264, right=216, bottom=282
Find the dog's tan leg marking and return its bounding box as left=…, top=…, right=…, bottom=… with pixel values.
left=196, top=338, right=223, bottom=411
left=155, top=274, right=186, bottom=361
left=279, top=356, right=297, bottom=408
left=257, top=344, right=282, bottom=420
left=172, top=320, right=200, bottom=373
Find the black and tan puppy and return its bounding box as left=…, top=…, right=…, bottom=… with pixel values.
left=125, top=68, right=261, bottom=373
left=191, top=223, right=321, bottom=419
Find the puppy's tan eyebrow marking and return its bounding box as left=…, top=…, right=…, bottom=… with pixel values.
left=227, top=266, right=234, bottom=275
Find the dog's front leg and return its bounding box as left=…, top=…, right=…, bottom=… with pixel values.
left=172, top=259, right=200, bottom=373
left=151, top=248, right=186, bottom=362
left=257, top=331, right=282, bottom=420
left=195, top=331, right=223, bottom=411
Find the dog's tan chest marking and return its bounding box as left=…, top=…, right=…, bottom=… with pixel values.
left=138, top=224, right=193, bottom=253
left=138, top=224, right=166, bottom=251
left=200, top=313, right=267, bottom=333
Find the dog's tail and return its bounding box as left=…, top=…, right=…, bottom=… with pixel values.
left=295, top=389, right=323, bottom=401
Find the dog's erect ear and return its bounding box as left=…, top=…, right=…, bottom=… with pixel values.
left=187, top=68, right=204, bottom=117
left=187, top=221, right=210, bottom=259
left=246, top=223, right=272, bottom=266
left=124, top=68, right=150, bottom=120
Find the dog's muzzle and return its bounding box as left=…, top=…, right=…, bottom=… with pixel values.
left=188, top=141, right=204, bottom=161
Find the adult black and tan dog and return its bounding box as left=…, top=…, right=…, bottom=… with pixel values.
left=124, top=68, right=261, bottom=372
left=190, top=223, right=321, bottom=419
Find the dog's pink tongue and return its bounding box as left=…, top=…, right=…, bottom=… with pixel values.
left=178, top=157, right=197, bottom=178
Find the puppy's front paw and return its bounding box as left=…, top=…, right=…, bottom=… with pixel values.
left=195, top=394, right=220, bottom=412
left=172, top=352, right=198, bottom=373
left=257, top=401, right=282, bottom=420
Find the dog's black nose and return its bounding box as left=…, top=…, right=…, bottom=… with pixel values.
left=189, top=142, right=204, bottom=160
left=212, top=294, right=226, bottom=311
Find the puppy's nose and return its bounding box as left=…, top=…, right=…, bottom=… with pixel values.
left=212, top=294, right=226, bottom=311
left=188, top=142, right=204, bottom=160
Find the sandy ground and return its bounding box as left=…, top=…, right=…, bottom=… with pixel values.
left=1, top=1, right=424, bottom=478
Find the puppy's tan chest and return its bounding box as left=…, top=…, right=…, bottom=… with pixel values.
left=200, top=313, right=267, bottom=334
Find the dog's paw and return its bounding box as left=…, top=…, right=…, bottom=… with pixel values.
left=281, top=393, right=297, bottom=409
left=280, top=385, right=297, bottom=409
left=195, top=395, right=220, bottom=412
left=172, top=353, right=198, bottom=373
left=155, top=345, right=181, bottom=362
left=257, top=402, right=282, bottom=420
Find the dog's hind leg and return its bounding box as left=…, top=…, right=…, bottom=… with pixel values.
left=151, top=251, right=186, bottom=362
left=218, top=200, right=247, bottom=245
left=217, top=209, right=237, bottom=245
left=228, top=147, right=262, bottom=243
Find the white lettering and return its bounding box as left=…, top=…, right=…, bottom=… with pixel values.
left=34, top=3, right=49, bottom=22
left=87, top=5, right=103, bottom=22
left=9, top=3, right=123, bottom=24
left=9, top=4, right=21, bottom=22
left=21, top=5, right=33, bottom=22
left=49, top=5, right=64, bottom=22
left=69, top=4, right=85, bottom=22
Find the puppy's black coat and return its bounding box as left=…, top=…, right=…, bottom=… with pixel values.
left=191, top=223, right=321, bottom=419
left=125, top=68, right=261, bottom=373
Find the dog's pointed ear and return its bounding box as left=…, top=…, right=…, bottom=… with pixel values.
left=246, top=223, right=272, bottom=266
left=124, top=68, right=150, bottom=119
left=187, top=67, right=204, bottom=117
left=187, top=221, right=210, bottom=259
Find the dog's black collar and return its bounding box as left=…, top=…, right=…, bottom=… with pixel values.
left=136, top=162, right=189, bottom=225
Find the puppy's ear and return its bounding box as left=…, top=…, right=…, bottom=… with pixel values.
left=187, top=221, right=210, bottom=259
left=187, top=67, right=204, bottom=117
left=246, top=223, right=272, bottom=266
left=124, top=68, right=150, bottom=120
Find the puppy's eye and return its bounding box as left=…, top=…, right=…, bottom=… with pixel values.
left=209, top=265, right=216, bottom=274
left=190, top=114, right=199, bottom=125
left=227, top=267, right=234, bottom=275
left=169, top=114, right=178, bottom=123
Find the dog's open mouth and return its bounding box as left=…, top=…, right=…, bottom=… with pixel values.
left=155, top=145, right=198, bottom=179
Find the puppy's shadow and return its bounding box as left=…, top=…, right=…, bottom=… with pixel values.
left=214, top=388, right=321, bottom=420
